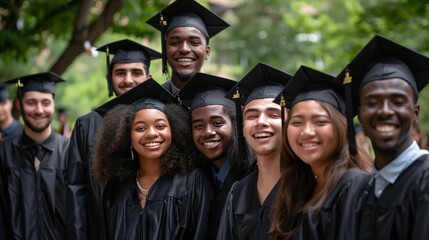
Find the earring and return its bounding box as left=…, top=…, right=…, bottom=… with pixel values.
left=130, top=146, right=134, bottom=161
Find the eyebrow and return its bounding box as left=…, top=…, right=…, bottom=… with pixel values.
left=192, top=115, right=224, bottom=124
left=133, top=118, right=167, bottom=126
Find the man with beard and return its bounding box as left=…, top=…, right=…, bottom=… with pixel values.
left=0, top=83, right=23, bottom=142
left=0, top=72, right=68, bottom=239
left=66, top=39, right=161, bottom=239
left=336, top=35, right=429, bottom=240
left=178, top=73, right=251, bottom=240
left=146, top=0, right=229, bottom=95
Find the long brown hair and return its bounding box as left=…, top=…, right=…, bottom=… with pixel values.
left=270, top=101, right=371, bottom=239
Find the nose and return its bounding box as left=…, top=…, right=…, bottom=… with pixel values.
left=124, top=71, right=133, bottom=84
left=377, top=100, right=394, bottom=118
left=202, top=126, right=216, bottom=138
left=35, top=102, right=44, bottom=114
left=255, top=114, right=268, bottom=128
left=179, top=41, right=191, bottom=53
left=301, top=122, right=315, bottom=136
left=145, top=127, right=159, bottom=139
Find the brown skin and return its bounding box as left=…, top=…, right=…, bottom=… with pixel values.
left=166, top=26, right=210, bottom=89
left=358, top=78, right=420, bottom=169
left=191, top=105, right=233, bottom=170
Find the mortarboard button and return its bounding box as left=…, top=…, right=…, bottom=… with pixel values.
left=178, top=72, right=236, bottom=111
left=274, top=65, right=345, bottom=115
left=225, top=62, right=292, bottom=107
left=146, top=0, right=230, bottom=75
left=96, top=39, right=162, bottom=97
left=94, top=78, right=176, bottom=116
left=5, top=72, right=65, bottom=94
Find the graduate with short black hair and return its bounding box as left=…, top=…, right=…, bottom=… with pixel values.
left=0, top=72, right=69, bottom=239
left=147, top=0, right=230, bottom=94
left=336, top=35, right=429, bottom=240
left=178, top=73, right=251, bottom=240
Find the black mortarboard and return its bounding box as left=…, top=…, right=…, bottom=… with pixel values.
left=177, top=72, right=236, bottom=111
left=225, top=63, right=291, bottom=165
left=334, top=35, right=429, bottom=156
left=0, top=83, right=10, bottom=102
left=336, top=34, right=429, bottom=114
left=5, top=72, right=65, bottom=94
left=226, top=63, right=292, bottom=106
left=95, top=78, right=176, bottom=116
left=5, top=72, right=65, bottom=125
left=96, top=39, right=162, bottom=97
left=275, top=65, right=345, bottom=115
left=146, top=0, right=230, bottom=75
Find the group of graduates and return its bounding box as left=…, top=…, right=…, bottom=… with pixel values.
left=1, top=0, right=429, bottom=239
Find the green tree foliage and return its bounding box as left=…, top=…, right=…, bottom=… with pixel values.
left=2, top=0, right=429, bottom=133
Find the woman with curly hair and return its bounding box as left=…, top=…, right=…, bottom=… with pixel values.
left=92, top=79, right=214, bottom=239
left=270, top=66, right=371, bottom=240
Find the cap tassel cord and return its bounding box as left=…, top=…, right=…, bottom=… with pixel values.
left=343, top=68, right=357, bottom=156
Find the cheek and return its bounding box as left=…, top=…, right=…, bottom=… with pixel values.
left=286, top=128, right=299, bottom=144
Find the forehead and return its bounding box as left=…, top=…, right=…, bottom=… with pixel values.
left=359, top=78, right=415, bottom=98
left=167, top=26, right=206, bottom=40
left=22, top=91, right=54, bottom=101
left=191, top=105, right=228, bottom=119
left=244, top=98, right=280, bottom=112
left=112, top=62, right=145, bottom=71
left=134, top=108, right=168, bottom=122
left=290, top=100, right=328, bottom=116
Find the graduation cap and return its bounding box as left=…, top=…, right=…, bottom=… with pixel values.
left=335, top=34, right=429, bottom=115
left=225, top=63, right=291, bottom=165
left=0, top=83, right=10, bottom=102
left=275, top=66, right=345, bottom=114
left=5, top=72, right=65, bottom=94
left=335, top=35, right=429, bottom=156
left=225, top=62, right=292, bottom=107
left=96, top=39, right=162, bottom=97
left=274, top=66, right=356, bottom=155
left=177, top=72, right=236, bottom=111
left=146, top=0, right=230, bottom=75
left=5, top=72, right=65, bottom=125
left=94, top=78, right=176, bottom=116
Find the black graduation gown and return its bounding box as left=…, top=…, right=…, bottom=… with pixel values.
left=103, top=168, right=214, bottom=240
left=0, top=131, right=69, bottom=239
left=358, top=154, right=429, bottom=240
left=216, top=170, right=280, bottom=240
left=206, top=169, right=240, bottom=240
left=66, top=110, right=104, bottom=239
left=292, top=168, right=370, bottom=240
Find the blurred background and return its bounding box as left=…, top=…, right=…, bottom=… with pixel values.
left=1, top=0, right=429, bottom=137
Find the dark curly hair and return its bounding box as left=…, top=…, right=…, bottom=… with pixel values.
left=92, top=103, right=197, bottom=185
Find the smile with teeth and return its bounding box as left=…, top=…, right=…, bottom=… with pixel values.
left=143, top=142, right=162, bottom=147
left=203, top=141, right=220, bottom=147
left=301, top=142, right=318, bottom=148
left=253, top=132, right=273, bottom=138
left=177, top=58, right=193, bottom=62
left=375, top=124, right=396, bottom=132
